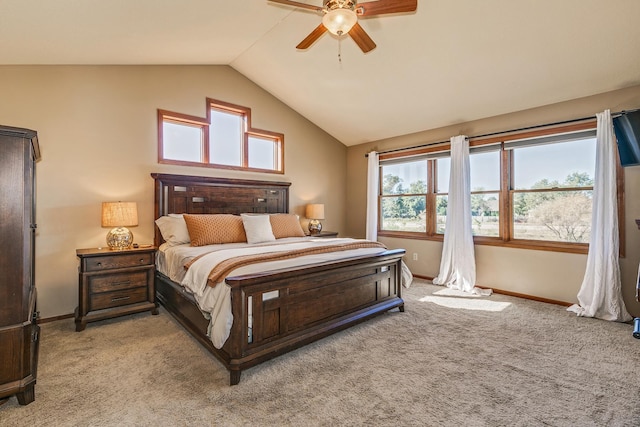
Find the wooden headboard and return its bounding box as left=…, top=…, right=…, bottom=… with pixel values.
left=151, top=173, right=292, bottom=247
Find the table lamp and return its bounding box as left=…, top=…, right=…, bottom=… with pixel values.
left=101, top=201, right=138, bottom=250
left=305, top=203, right=325, bottom=234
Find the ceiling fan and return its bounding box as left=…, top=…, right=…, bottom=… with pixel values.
left=268, top=0, right=418, bottom=53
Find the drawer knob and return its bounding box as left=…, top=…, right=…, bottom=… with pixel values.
left=139, top=259, right=145, bottom=263
left=96, top=262, right=102, bottom=267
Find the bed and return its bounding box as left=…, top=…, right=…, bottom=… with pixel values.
left=152, top=173, right=408, bottom=385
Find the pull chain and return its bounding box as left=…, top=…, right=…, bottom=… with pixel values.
left=338, top=37, right=342, bottom=63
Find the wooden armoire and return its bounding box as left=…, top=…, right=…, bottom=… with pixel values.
left=0, top=125, right=41, bottom=405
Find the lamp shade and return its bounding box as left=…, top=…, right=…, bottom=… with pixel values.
left=322, top=8, right=357, bottom=36
left=101, top=202, right=138, bottom=227
left=305, top=204, right=325, bottom=220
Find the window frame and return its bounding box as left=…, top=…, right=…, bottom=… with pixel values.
left=379, top=158, right=429, bottom=233
left=377, top=121, right=626, bottom=255
left=433, top=149, right=503, bottom=238
left=158, top=98, right=284, bottom=174
left=508, top=139, right=595, bottom=247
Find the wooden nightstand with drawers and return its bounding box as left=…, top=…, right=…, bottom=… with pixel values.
left=75, top=246, right=158, bottom=332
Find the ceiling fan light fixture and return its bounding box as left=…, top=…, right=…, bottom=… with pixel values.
left=322, top=8, right=357, bottom=36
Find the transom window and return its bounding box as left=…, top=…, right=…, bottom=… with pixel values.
left=377, top=122, right=623, bottom=254
left=158, top=98, right=284, bottom=174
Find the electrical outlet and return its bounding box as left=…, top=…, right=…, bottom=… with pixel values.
left=412, top=253, right=418, bottom=261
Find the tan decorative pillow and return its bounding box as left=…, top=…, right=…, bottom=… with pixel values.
left=183, top=214, right=247, bottom=246
left=269, top=214, right=306, bottom=239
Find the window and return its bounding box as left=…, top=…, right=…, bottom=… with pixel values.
left=437, top=148, right=502, bottom=236
left=469, top=149, right=501, bottom=237
left=434, top=156, right=448, bottom=234
left=162, top=118, right=204, bottom=163
left=380, top=159, right=428, bottom=232
left=209, top=107, right=243, bottom=167
left=377, top=122, right=623, bottom=254
left=509, top=133, right=596, bottom=244
left=158, top=98, right=284, bottom=174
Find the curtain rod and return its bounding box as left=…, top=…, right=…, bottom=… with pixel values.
left=364, top=108, right=640, bottom=157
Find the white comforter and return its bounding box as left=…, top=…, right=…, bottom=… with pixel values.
left=157, top=237, right=411, bottom=348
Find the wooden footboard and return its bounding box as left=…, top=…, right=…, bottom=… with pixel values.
left=155, top=249, right=405, bottom=385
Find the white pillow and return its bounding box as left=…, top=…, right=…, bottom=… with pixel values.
left=241, top=214, right=276, bottom=244
left=155, top=215, right=191, bottom=246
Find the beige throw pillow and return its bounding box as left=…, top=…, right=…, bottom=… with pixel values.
left=270, top=214, right=306, bottom=238
left=241, top=214, right=276, bottom=244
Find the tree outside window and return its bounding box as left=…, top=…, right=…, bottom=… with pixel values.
left=510, top=137, right=596, bottom=243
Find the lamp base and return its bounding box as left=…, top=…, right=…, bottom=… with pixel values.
left=106, top=227, right=134, bottom=250
left=308, top=220, right=323, bottom=235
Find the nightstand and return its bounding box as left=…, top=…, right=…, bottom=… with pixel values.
left=75, top=246, right=158, bottom=331
left=308, top=231, right=339, bottom=238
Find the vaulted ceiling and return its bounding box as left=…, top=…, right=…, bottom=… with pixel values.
left=2, top=0, right=639, bottom=146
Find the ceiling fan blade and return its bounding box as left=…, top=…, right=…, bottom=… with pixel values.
left=356, top=0, right=417, bottom=16
left=349, top=22, right=376, bottom=53
left=268, top=0, right=324, bottom=12
left=296, top=24, right=328, bottom=49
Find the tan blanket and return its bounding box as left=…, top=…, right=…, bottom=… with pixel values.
left=185, top=241, right=387, bottom=287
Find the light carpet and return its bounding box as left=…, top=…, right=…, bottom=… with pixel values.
left=2, top=279, right=640, bottom=426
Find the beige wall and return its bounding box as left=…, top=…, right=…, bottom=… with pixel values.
left=3, top=64, right=638, bottom=319
left=346, top=85, right=640, bottom=316
left=0, top=65, right=347, bottom=319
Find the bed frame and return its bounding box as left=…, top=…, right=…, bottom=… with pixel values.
left=152, top=173, right=405, bottom=385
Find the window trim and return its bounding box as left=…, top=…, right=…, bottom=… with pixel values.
left=158, top=98, right=284, bottom=174
left=157, top=110, right=209, bottom=166
left=377, top=120, right=626, bottom=255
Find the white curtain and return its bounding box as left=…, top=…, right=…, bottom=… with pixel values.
left=433, top=136, right=491, bottom=295
left=366, top=151, right=379, bottom=241
left=567, top=110, right=631, bottom=322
